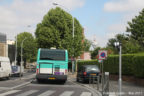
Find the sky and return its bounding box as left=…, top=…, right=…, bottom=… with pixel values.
left=0, top=0, right=144, bottom=47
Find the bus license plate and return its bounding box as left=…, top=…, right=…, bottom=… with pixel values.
left=48, top=77, right=55, bottom=80
left=90, top=74, right=96, bottom=76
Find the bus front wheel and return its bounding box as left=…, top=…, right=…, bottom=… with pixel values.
left=37, top=79, right=42, bottom=83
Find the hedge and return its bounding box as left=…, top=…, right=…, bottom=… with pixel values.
left=77, top=54, right=144, bottom=78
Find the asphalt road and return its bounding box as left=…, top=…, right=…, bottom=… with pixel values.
left=0, top=72, right=97, bottom=96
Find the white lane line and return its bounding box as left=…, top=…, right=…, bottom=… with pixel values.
left=80, top=92, right=92, bottom=96
left=15, top=90, right=38, bottom=96
left=38, top=90, right=55, bottom=96
left=0, top=90, right=20, bottom=96
left=60, top=91, right=74, bottom=96
left=59, top=91, right=74, bottom=96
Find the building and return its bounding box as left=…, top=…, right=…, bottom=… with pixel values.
left=78, top=28, right=91, bottom=60
left=0, top=32, right=8, bottom=57
left=0, top=33, right=15, bottom=64
left=7, top=40, right=15, bottom=45
left=0, top=32, right=6, bottom=43
left=78, top=52, right=91, bottom=60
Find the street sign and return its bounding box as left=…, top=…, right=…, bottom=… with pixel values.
left=98, top=50, right=107, bottom=60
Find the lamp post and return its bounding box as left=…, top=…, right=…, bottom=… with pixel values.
left=53, top=3, right=75, bottom=74
left=14, top=36, right=17, bottom=66
left=20, top=37, right=27, bottom=79
left=15, top=25, right=31, bottom=66
left=114, top=42, right=122, bottom=96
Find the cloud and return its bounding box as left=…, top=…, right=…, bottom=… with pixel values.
left=102, top=0, right=144, bottom=47
left=107, top=23, right=126, bottom=39
left=104, top=0, right=144, bottom=12
left=0, top=0, right=85, bottom=40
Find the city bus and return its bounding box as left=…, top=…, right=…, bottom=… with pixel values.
left=36, top=48, right=68, bottom=83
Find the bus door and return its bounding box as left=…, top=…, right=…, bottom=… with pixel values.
left=39, top=63, right=53, bottom=74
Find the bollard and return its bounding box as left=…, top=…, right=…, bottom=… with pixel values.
left=104, top=72, right=109, bottom=96
left=97, top=76, right=99, bottom=90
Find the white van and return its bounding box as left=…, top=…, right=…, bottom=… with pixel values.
left=0, top=56, right=11, bottom=79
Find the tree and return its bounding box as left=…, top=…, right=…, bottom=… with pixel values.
left=35, top=7, right=83, bottom=57
left=17, top=32, right=37, bottom=64
left=83, top=39, right=91, bottom=51
left=126, top=8, right=144, bottom=47
left=123, top=38, right=140, bottom=53
left=106, top=33, right=141, bottom=54
left=91, top=47, right=101, bottom=59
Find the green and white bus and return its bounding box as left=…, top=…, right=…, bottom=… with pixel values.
left=36, top=48, right=68, bottom=83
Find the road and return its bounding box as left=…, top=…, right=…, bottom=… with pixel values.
left=0, top=71, right=100, bottom=96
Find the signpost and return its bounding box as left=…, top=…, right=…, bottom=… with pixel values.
left=98, top=50, right=107, bottom=60
left=98, top=50, right=107, bottom=96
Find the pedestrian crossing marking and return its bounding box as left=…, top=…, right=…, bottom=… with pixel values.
left=38, top=90, right=55, bottom=96
left=0, top=90, right=20, bottom=96
left=15, top=90, right=38, bottom=96
left=59, top=91, right=74, bottom=96
left=0, top=89, right=92, bottom=96
left=80, top=92, right=92, bottom=96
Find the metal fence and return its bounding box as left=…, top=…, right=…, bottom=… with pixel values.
left=89, top=75, right=100, bottom=90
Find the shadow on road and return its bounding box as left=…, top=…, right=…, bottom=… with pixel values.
left=31, top=79, right=66, bottom=85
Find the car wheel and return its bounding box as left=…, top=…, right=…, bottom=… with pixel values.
left=76, top=77, right=79, bottom=82
left=37, top=79, right=41, bottom=83
left=6, top=76, right=10, bottom=80
left=81, top=78, right=85, bottom=83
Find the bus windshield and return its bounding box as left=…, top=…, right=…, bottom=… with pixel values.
left=40, top=49, right=65, bottom=61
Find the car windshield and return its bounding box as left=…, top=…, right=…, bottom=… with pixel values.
left=85, top=65, right=100, bottom=72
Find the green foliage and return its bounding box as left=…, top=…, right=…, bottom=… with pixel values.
left=17, top=32, right=37, bottom=63
left=107, top=34, right=141, bottom=54
left=133, top=55, right=144, bottom=78
left=126, top=8, right=144, bottom=47
left=35, top=7, right=83, bottom=57
left=83, top=39, right=91, bottom=51
left=91, top=47, right=101, bottom=59
left=123, top=38, right=140, bottom=53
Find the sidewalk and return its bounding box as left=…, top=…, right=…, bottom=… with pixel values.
left=68, top=72, right=77, bottom=79
left=68, top=72, right=102, bottom=96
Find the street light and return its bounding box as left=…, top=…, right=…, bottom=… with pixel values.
left=20, top=37, right=28, bottom=79
left=114, top=41, right=122, bottom=96
left=53, top=3, right=75, bottom=74
left=15, top=25, right=31, bottom=66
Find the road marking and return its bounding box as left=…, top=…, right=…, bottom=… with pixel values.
left=59, top=91, right=74, bottom=96
left=80, top=92, right=92, bottom=96
left=38, top=90, right=55, bottom=96
left=0, top=90, right=20, bottom=96
left=15, top=90, right=38, bottom=96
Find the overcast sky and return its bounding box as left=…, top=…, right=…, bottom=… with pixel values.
left=0, top=0, right=144, bottom=47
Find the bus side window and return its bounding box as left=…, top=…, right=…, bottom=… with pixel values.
left=0, top=62, right=1, bottom=67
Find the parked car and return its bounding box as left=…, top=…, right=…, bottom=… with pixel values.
left=11, top=65, right=24, bottom=77
left=0, top=56, right=11, bottom=79
left=76, top=65, right=101, bottom=83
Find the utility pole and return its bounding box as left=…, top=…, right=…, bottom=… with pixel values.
left=119, top=43, right=122, bottom=96
left=20, top=37, right=27, bottom=79
left=14, top=36, right=17, bottom=66
left=114, top=42, right=122, bottom=96
left=53, top=3, right=75, bottom=74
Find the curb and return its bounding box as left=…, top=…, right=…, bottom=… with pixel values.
left=68, top=78, right=102, bottom=96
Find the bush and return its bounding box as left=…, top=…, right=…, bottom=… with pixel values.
left=133, top=55, right=144, bottom=78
